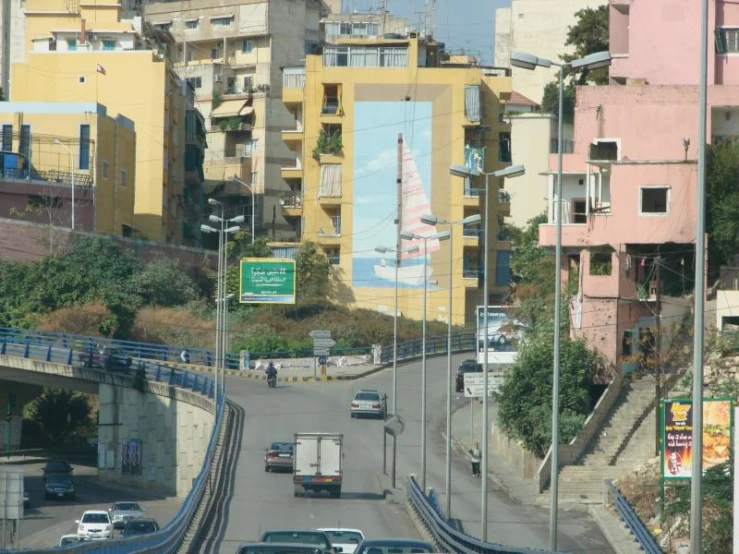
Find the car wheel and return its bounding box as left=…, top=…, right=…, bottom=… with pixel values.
left=264, top=464, right=270, bottom=472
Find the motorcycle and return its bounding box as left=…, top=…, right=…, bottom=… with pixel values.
left=267, top=375, right=277, bottom=388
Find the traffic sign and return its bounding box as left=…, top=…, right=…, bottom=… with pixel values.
left=318, top=355, right=328, bottom=365
left=312, top=338, right=336, bottom=348
left=463, top=372, right=505, bottom=397
left=384, top=415, right=405, bottom=437
left=314, top=349, right=330, bottom=357
left=309, top=330, right=332, bottom=339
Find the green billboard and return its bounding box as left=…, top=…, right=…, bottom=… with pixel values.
left=239, top=258, right=296, bottom=305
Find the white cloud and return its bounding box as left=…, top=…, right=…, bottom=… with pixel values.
left=356, top=148, right=396, bottom=176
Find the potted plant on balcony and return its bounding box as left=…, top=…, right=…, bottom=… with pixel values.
left=312, top=129, right=343, bottom=161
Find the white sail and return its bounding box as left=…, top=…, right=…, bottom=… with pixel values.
left=374, top=259, right=435, bottom=286
left=398, top=136, right=440, bottom=260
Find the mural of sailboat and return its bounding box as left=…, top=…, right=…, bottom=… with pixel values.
left=374, top=134, right=440, bottom=286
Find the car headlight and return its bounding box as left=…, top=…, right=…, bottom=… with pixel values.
left=113, top=515, right=122, bottom=521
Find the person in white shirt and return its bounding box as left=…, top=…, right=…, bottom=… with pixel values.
left=469, top=442, right=481, bottom=477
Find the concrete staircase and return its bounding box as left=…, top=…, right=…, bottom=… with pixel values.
left=552, top=376, right=658, bottom=504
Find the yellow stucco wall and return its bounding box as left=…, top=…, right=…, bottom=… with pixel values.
left=295, top=38, right=512, bottom=325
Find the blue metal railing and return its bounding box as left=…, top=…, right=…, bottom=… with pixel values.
left=606, top=480, right=662, bottom=553
left=407, top=476, right=559, bottom=554
left=380, top=333, right=476, bottom=364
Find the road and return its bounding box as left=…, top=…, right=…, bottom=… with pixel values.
left=218, top=354, right=614, bottom=554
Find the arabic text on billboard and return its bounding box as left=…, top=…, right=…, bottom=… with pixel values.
left=239, top=258, right=296, bottom=305
left=661, top=398, right=732, bottom=480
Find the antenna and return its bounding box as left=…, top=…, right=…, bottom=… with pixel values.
left=423, top=0, right=436, bottom=38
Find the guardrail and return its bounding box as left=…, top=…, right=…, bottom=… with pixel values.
left=380, top=333, right=476, bottom=364
left=606, top=480, right=662, bottom=554
left=407, top=476, right=559, bottom=554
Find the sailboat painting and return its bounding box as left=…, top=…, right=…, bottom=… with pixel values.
left=352, top=101, right=439, bottom=290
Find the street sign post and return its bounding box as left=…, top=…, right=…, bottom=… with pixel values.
left=310, top=330, right=335, bottom=357
left=464, top=372, right=505, bottom=397
left=309, top=330, right=332, bottom=339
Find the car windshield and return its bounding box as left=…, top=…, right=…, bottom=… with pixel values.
left=114, top=503, right=141, bottom=511
left=460, top=361, right=477, bottom=370
left=355, top=392, right=379, bottom=401
left=82, top=513, right=109, bottom=524
left=263, top=533, right=328, bottom=547
left=48, top=475, right=71, bottom=484
left=126, top=521, right=157, bottom=533
left=240, top=548, right=326, bottom=554
left=323, top=531, right=363, bottom=544
left=46, top=462, right=70, bottom=471
left=270, top=443, right=293, bottom=452
left=358, top=544, right=433, bottom=554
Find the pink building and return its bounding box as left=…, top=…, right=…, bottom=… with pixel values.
left=538, top=0, right=739, bottom=375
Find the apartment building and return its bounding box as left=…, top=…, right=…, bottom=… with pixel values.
left=0, top=102, right=135, bottom=235
left=278, top=34, right=513, bottom=325
left=541, top=0, right=739, bottom=373
left=142, top=0, right=326, bottom=241
left=8, top=0, right=205, bottom=245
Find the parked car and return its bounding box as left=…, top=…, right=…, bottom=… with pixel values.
left=350, top=390, right=386, bottom=419
left=260, top=530, right=336, bottom=553
left=59, top=534, right=87, bottom=547
left=236, top=542, right=333, bottom=554
left=76, top=510, right=113, bottom=540
left=79, top=346, right=132, bottom=371
left=108, top=501, right=145, bottom=529
left=317, top=528, right=364, bottom=554
left=42, top=460, right=73, bottom=482
left=353, top=539, right=435, bottom=554
left=455, top=359, right=482, bottom=392
left=264, top=441, right=295, bottom=473
left=44, top=474, right=75, bottom=500
left=121, top=518, right=159, bottom=538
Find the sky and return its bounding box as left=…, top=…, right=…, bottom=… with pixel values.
left=340, top=0, right=510, bottom=65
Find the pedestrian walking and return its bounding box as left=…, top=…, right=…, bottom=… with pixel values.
left=468, top=442, right=481, bottom=477
left=180, top=349, right=190, bottom=364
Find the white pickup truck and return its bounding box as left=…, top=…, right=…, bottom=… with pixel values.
left=293, top=432, right=343, bottom=498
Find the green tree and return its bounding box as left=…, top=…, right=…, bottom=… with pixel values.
left=496, top=332, right=603, bottom=457
left=131, top=259, right=200, bottom=307
left=540, top=4, right=609, bottom=121
left=706, top=138, right=739, bottom=278
left=295, top=241, right=330, bottom=307
left=29, top=389, right=93, bottom=446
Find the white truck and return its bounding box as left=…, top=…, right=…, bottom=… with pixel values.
left=293, top=432, right=343, bottom=498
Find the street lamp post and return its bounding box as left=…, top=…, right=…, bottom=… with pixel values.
left=446, top=165, right=524, bottom=540
left=201, top=199, right=243, bottom=404
left=510, top=49, right=611, bottom=551
left=421, top=212, right=481, bottom=518
left=375, top=243, right=419, bottom=489
left=54, top=139, right=75, bottom=230
left=230, top=175, right=256, bottom=244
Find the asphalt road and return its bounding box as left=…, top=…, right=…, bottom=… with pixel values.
left=218, top=353, right=614, bottom=554
left=7, top=462, right=181, bottom=549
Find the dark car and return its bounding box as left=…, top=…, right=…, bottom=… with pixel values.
left=353, top=539, right=435, bottom=554
left=264, top=442, right=295, bottom=473
left=455, top=359, right=482, bottom=392
left=237, top=542, right=333, bottom=554
left=260, top=530, right=336, bottom=553
left=44, top=474, right=75, bottom=500
left=79, top=346, right=132, bottom=371
left=121, top=518, right=159, bottom=538
left=42, top=460, right=73, bottom=482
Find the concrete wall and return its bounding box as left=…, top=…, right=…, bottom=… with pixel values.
left=98, top=381, right=214, bottom=497
left=491, top=419, right=542, bottom=480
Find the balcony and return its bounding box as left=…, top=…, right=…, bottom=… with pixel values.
left=462, top=269, right=480, bottom=287
left=318, top=193, right=342, bottom=206
left=282, top=67, right=306, bottom=104
left=280, top=192, right=303, bottom=217
left=463, top=186, right=481, bottom=207
left=317, top=217, right=342, bottom=245
left=281, top=127, right=304, bottom=146
left=498, top=189, right=511, bottom=216
left=281, top=159, right=303, bottom=180
left=321, top=97, right=342, bottom=118
left=463, top=226, right=481, bottom=246
left=203, top=155, right=251, bottom=184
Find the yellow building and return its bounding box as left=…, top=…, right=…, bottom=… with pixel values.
left=9, top=0, right=201, bottom=244
left=279, top=34, right=513, bottom=325
left=0, top=101, right=135, bottom=234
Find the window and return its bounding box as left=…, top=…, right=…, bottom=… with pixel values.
left=210, top=16, right=233, bottom=27
left=187, top=77, right=202, bottom=89
left=211, top=45, right=223, bottom=60
left=49, top=38, right=57, bottom=51
left=319, top=164, right=342, bottom=197
left=19, top=125, right=30, bottom=159
left=622, top=330, right=633, bottom=357
left=121, top=168, right=127, bottom=187
left=716, top=28, right=739, bottom=54
left=498, top=131, right=511, bottom=162
left=496, top=250, right=511, bottom=286
left=640, top=186, right=669, bottom=214
left=102, top=40, right=116, bottom=51
left=79, top=124, right=90, bottom=170
left=186, top=49, right=194, bottom=62
left=243, top=138, right=258, bottom=157
left=323, top=46, right=408, bottom=68
left=103, top=160, right=109, bottom=179
left=66, top=39, right=77, bottom=51
left=589, top=252, right=612, bottom=276
left=78, top=76, right=86, bottom=84
left=572, top=199, right=587, bottom=224
left=122, top=223, right=133, bottom=237
left=1, top=125, right=12, bottom=151
left=242, top=39, right=252, bottom=53
left=243, top=76, right=254, bottom=91
left=465, top=85, right=481, bottom=123
left=185, top=19, right=198, bottom=29
left=156, top=23, right=172, bottom=32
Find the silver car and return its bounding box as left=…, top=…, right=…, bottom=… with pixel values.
left=108, top=502, right=145, bottom=530
left=350, top=390, right=386, bottom=419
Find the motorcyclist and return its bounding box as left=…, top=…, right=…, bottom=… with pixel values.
left=266, top=361, right=277, bottom=380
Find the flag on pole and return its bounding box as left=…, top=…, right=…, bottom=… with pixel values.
left=96, top=64, right=106, bottom=75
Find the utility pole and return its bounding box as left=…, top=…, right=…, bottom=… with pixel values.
left=654, top=253, right=662, bottom=456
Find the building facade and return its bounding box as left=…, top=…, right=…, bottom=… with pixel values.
left=9, top=0, right=205, bottom=245
left=142, top=0, right=326, bottom=242
left=540, top=0, right=739, bottom=374
left=278, top=34, right=513, bottom=325
left=0, top=101, right=135, bottom=235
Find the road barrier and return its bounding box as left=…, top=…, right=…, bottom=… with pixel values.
left=606, top=480, right=662, bottom=554
left=407, top=476, right=559, bottom=554
left=380, top=333, right=477, bottom=364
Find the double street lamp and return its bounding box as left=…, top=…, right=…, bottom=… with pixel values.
left=447, top=163, right=524, bottom=541
left=374, top=242, right=419, bottom=489
left=201, top=198, right=243, bottom=407
left=420, top=212, right=481, bottom=518
left=510, top=48, right=611, bottom=551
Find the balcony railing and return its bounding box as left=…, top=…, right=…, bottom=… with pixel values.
left=328, top=256, right=340, bottom=265
left=463, top=226, right=481, bottom=237
left=319, top=216, right=342, bottom=237
left=1, top=168, right=92, bottom=187
left=463, top=269, right=479, bottom=279
left=550, top=138, right=575, bottom=154
left=464, top=187, right=481, bottom=197
left=281, top=192, right=303, bottom=208
left=498, top=190, right=511, bottom=203
left=322, top=97, right=341, bottom=115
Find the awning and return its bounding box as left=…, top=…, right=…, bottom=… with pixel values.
left=210, top=100, right=251, bottom=119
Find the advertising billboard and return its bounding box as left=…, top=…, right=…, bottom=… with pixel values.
left=661, top=398, right=732, bottom=480
left=476, top=305, right=523, bottom=364
left=239, top=258, right=296, bottom=305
